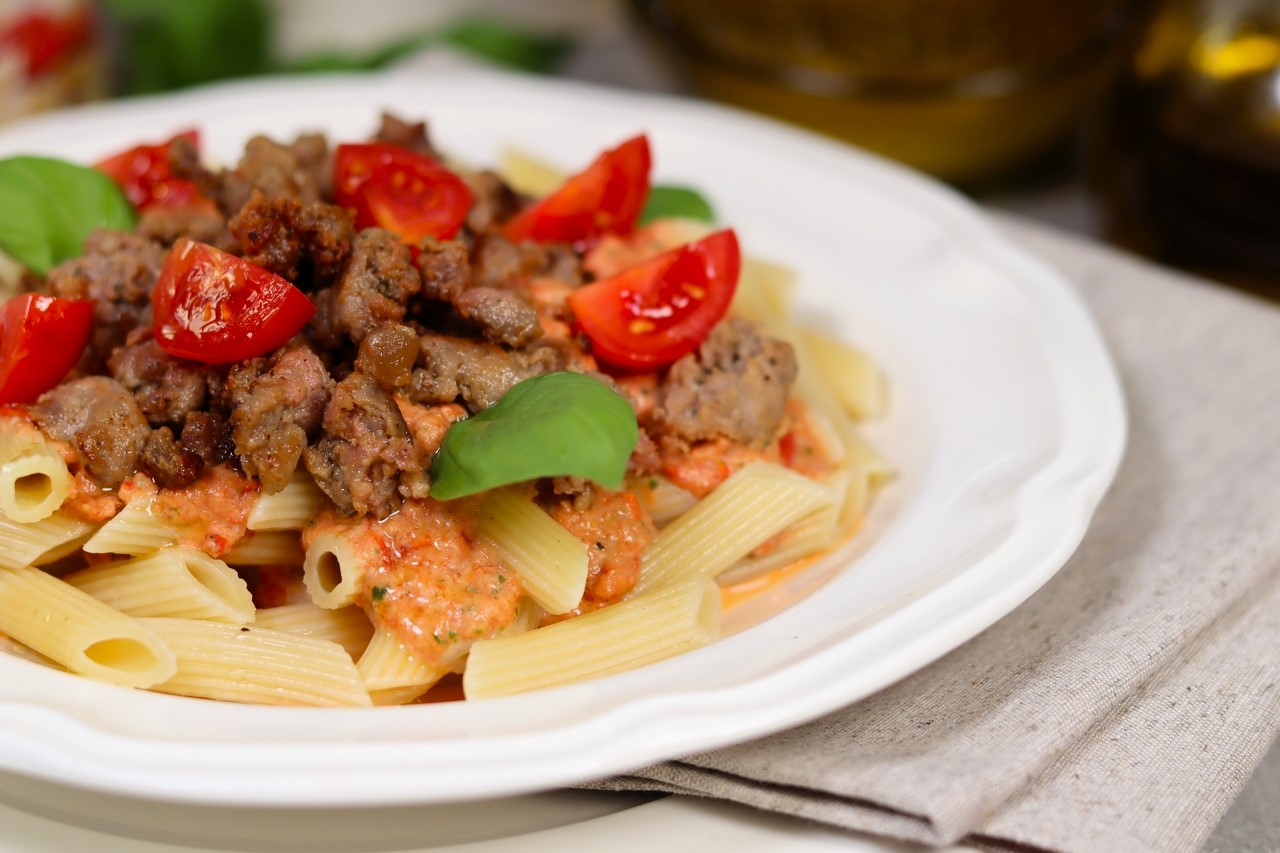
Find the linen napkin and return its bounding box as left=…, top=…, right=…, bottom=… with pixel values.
left=590, top=217, right=1280, bottom=853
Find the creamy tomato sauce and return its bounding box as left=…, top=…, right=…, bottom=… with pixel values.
left=306, top=498, right=526, bottom=670
left=120, top=464, right=259, bottom=557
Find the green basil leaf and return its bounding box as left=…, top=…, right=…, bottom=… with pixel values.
left=0, top=157, right=136, bottom=274
left=430, top=372, right=638, bottom=501
left=640, top=185, right=715, bottom=225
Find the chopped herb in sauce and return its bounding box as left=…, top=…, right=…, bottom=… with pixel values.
left=371, top=585, right=388, bottom=602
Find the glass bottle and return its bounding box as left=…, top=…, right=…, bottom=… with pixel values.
left=630, top=0, right=1149, bottom=187
left=1095, top=0, right=1280, bottom=295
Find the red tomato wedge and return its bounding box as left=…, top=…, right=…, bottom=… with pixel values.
left=567, top=229, right=740, bottom=370
left=0, top=8, right=91, bottom=78
left=95, top=130, right=210, bottom=212
left=152, top=239, right=315, bottom=365
left=0, top=294, right=92, bottom=404
left=502, top=135, right=651, bottom=246
left=333, top=143, right=472, bottom=242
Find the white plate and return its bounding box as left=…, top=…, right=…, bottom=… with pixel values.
left=0, top=67, right=1125, bottom=808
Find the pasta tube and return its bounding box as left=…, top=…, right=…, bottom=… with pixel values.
left=66, top=547, right=255, bottom=624
left=463, top=577, right=719, bottom=698
left=83, top=500, right=178, bottom=556
left=252, top=603, right=374, bottom=659
left=223, top=531, right=305, bottom=566
left=357, top=630, right=446, bottom=706
left=475, top=488, right=588, bottom=615
left=142, top=618, right=372, bottom=707
left=635, top=462, right=839, bottom=593
left=0, top=564, right=177, bottom=688
left=0, top=511, right=95, bottom=570
left=246, top=470, right=325, bottom=531
left=0, top=417, right=72, bottom=523
left=302, top=531, right=363, bottom=609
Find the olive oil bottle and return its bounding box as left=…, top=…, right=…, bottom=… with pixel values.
left=1096, top=0, right=1280, bottom=294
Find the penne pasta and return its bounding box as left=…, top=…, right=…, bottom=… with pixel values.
left=476, top=488, right=588, bottom=615
left=635, top=475, right=698, bottom=526
left=498, top=146, right=565, bottom=197
left=141, top=618, right=372, bottom=707
left=730, top=256, right=797, bottom=323
left=801, top=329, right=887, bottom=421
left=66, top=547, right=255, bottom=624
left=463, top=578, right=720, bottom=698
left=246, top=470, right=326, bottom=531
left=0, top=564, right=177, bottom=687
left=635, top=462, right=839, bottom=593
left=222, top=531, right=306, bottom=566
left=357, top=629, right=446, bottom=706
left=83, top=500, right=178, bottom=556
left=252, top=603, right=374, bottom=659
left=302, top=531, right=363, bottom=609
left=0, top=416, right=72, bottom=523
left=0, top=511, right=96, bottom=570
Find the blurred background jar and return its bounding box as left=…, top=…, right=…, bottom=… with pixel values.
left=1095, top=0, right=1280, bottom=295
left=629, top=0, right=1153, bottom=187
left=0, top=0, right=105, bottom=123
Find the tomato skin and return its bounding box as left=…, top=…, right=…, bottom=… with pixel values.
left=502, top=135, right=651, bottom=247
left=95, top=130, right=210, bottom=212
left=152, top=239, right=315, bottom=365
left=567, top=229, right=740, bottom=370
left=0, top=294, right=92, bottom=404
left=333, top=143, right=472, bottom=242
left=0, top=9, right=91, bottom=78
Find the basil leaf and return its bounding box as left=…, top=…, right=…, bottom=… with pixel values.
left=640, top=185, right=715, bottom=225
left=430, top=372, right=638, bottom=501
left=0, top=157, right=136, bottom=274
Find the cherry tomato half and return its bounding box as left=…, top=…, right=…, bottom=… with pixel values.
left=502, top=135, right=651, bottom=247
left=0, top=8, right=91, bottom=78
left=95, top=130, right=210, bottom=212
left=152, top=238, right=315, bottom=365
left=567, top=229, right=740, bottom=370
left=0, top=294, right=92, bottom=404
left=333, top=143, right=472, bottom=242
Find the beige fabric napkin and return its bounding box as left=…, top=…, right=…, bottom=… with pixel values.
left=589, top=217, right=1280, bottom=853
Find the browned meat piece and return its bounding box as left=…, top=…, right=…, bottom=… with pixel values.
left=412, top=238, right=540, bottom=346
left=303, top=373, right=425, bottom=517
left=289, top=132, right=332, bottom=199
left=181, top=409, right=235, bottom=467
left=108, top=337, right=217, bottom=427
left=228, top=189, right=355, bottom=285
left=44, top=229, right=165, bottom=366
left=30, top=377, right=150, bottom=488
left=372, top=113, right=441, bottom=160
left=453, top=286, right=542, bottom=347
left=225, top=346, right=333, bottom=494
left=329, top=228, right=421, bottom=343
left=654, top=318, right=798, bottom=446
left=168, top=134, right=221, bottom=202
left=306, top=286, right=344, bottom=351
left=471, top=233, right=581, bottom=289
left=355, top=323, right=419, bottom=391
left=414, top=237, right=471, bottom=301
left=140, top=426, right=203, bottom=489
left=408, top=333, right=562, bottom=412
left=218, top=135, right=324, bottom=216
left=463, top=170, right=522, bottom=234
left=136, top=205, right=235, bottom=252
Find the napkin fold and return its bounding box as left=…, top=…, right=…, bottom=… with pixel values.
left=589, top=217, right=1280, bottom=853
